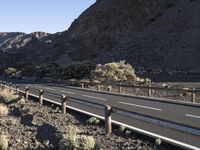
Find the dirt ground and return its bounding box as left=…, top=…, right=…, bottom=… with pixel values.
left=0, top=97, right=173, bottom=150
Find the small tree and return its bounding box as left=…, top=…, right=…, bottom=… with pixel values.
left=4, top=67, right=17, bottom=75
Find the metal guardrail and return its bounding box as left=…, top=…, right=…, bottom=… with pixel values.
left=0, top=81, right=200, bottom=149
left=77, top=80, right=200, bottom=103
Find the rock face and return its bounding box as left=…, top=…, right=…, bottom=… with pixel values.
left=0, top=32, right=60, bottom=68
left=1, top=0, right=200, bottom=74
left=0, top=32, right=49, bottom=53
left=56, top=0, right=200, bottom=73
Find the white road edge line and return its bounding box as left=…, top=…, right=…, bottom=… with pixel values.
left=18, top=90, right=199, bottom=150
left=45, top=87, right=56, bottom=91
left=185, top=114, right=200, bottom=119
left=60, top=90, right=76, bottom=95
left=118, top=101, right=162, bottom=111
left=82, top=94, right=107, bottom=101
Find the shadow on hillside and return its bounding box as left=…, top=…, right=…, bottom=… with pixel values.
left=36, top=123, right=61, bottom=149
left=20, top=113, right=35, bottom=126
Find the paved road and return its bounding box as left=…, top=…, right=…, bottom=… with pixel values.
left=1, top=78, right=200, bottom=149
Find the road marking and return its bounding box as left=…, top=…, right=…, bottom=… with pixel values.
left=60, top=90, right=76, bottom=95
left=118, top=101, right=162, bottom=111
left=185, top=114, right=200, bottom=119
left=82, top=95, right=106, bottom=101
left=32, top=85, right=43, bottom=89
left=45, top=87, right=56, bottom=91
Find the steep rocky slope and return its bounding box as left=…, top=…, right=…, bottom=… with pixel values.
left=1, top=0, right=200, bottom=75
left=54, top=0, right=200, bottom=73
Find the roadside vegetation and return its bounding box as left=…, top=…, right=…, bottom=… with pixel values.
left=4, top=60, right=147, bottom=83
left=91, top=61, right=147, bottom=83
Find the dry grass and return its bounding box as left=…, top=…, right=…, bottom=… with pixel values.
left=0, top=88, right=17, bottom=102
left=0, top=132, right=9, bottom=150
left=0, top=104, right=9, bottom=117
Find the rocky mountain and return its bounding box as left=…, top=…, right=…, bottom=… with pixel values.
left=1, top=0, right=200, bottom=75
left=55, top=0, right=200, bottom=74
left=0, top=31, right=61, bottom=69
left=0, top=32, right=50, bottom=53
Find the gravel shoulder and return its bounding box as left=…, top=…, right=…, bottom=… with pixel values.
left=0, top=94, right=173, bottom=150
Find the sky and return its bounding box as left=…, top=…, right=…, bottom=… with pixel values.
left=0, top=0, right=96, bottom=33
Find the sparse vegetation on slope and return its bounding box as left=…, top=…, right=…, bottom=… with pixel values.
left=0, top=104, right=8, bottom=117
left=0, top=132, right=9, bottom=150
left=59, top=125, right=96, bottom=150
left=0, top=88, right=18, bottom=103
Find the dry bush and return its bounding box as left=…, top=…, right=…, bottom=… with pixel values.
left=59, top=125, right=97, bottom=150
left=79, top=135, right=96, bottom=150
left=4, top=67, right=17, bottom=75
left=86, top=117, right=100, bottom=125
left=0, top=104, right=8, bottom=117
left=91, top=61, right=137, bottom=83
left=0, top=132, right=9, bottom=150
left=0, top=88, right=17, bottom=102
left=59, top=125, right=77, bottom=150
left=6, top=118, right=17, bottom=126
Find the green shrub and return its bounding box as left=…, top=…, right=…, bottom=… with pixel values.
left=118, top=126, right=126, bottom=133
left=155, top=138, right=162, bottom=145
left=21, top=63, right=62, bottom=78
left=63, top=61, right=95, bottom=79
left=86, top=117, right=100, bottom=125
left=21, top=65, right=37, bottom=77
left=5, top=67, right=17, bottom=75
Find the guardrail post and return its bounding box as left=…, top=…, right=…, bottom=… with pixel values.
left=25, top=86, right=29, bottom=101
left=191, top=88, right=196, bottom=103
left=39, top=89, right=43, bottom=105
left=97, top=84, right=101, bottom=91
left=81, top=83, right=84, bottom=88
left=4, top=83, right=6, bottom=89
left=105, top=105, right=112, bottom=135
left=0, top=82, right=4, bottom=90
left=118, top=83, right=122, bottom=93
left=9, top=83, right=12, bottom=92
left=61, top=95, right=67, bottom=114
left=148, top=85, right=152, bottom=97
left=16, top=84, right=19, bottom=93
left=108, top=86, right=112, bottom=92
